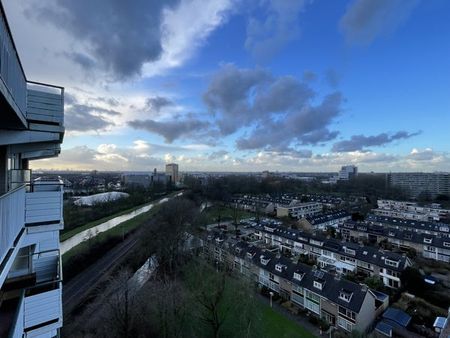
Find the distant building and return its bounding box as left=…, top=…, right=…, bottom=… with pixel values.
left=374, top=199, right=449, bottom=222
left=299, top=210, right=352, bottom=231
left=151, top=168, right=168, bottom=184
left=165, top=163, right=179, bottom=183
left=338, top=165, right=358, bottom=181
left=276, top=201, right=322, bottom=219
left=387, top=172, right=450, bottom=198
left=122, top=173, right=151, bottom=187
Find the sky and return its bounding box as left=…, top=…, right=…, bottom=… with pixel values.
left=4, top=0, right=450, bottom=172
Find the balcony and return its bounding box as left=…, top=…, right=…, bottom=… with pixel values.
left=0, top=185, right=25, bottom=271
left=26, top=82, right=64, bottom=133
left=0, top=5, right=27, bottom=129
left=25, top=180, right=63, bottom=228
left=1, top=248, right=61, bottom=337
left=0, top=4, right=64, bottom=135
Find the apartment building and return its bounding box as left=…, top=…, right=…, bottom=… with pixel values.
left=276, top=201, right=322, bottom=219
left=387, top=172, right=450, bottom=198
left=203, top=237, right=388, bottom=334
left=366, top=214, right=450, bottom=237
left=252, top=223, right=411, bottom=289
left=165, top=163, right=179, bottom=183
left=338, top=165, right=358, bottom=181
left=339, top=222, right=450, bottom=263
left=299, top=210, right=352, bottom=231
left=0, top=4, right=65, bottom=337
left=374, top=199, right=449, bottom=222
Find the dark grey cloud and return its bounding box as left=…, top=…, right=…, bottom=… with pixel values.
left=64, top=93, right=121, bottom=132
left=203, top=64, right=316, bottom=136
left=65, top=51, right=96, bottom=70
left=236, top=92, right=343, bottom=150
left=339, top=0, right=419, bottom=45
left=27, top=0, right=180, bottom=79
left=245, top=0, right=307, bottom=62
left=208, top=150, right=229, bottom=160
left=65, top=106, right=114, bottom=132
left=407, top=148, right=436, bottom=161
left=128, top=117, right=210, bottom=143
left=332, top=130, right=421, bottom=152
left=145, top=96, right=174, bottom=113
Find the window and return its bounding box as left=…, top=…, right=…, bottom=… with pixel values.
left=269, top=273, right=275, bottom=280
left=313, top=281, right=323, bottom=290
left=385, top=259, right=399, bottom=267
left=261, top=257, right=270, bottom=265
left=339, top=291, right=352, bottom=302
left=338, top=306, right=356, bottom=322
left=294, top=272, right=303, bottom=281
left=343, top=247, right=355, bottom=255
left=424, top=238, right=432, bottom=244
left=338, top=317, right=353, bottom=332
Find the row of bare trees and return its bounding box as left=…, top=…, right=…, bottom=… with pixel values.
left=68, top=197, right=262, bottom=337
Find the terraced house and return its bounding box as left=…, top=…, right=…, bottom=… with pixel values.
left=0, top=4, right=65, bottom=337
left=366, top=214, right=450, bottom=237
left=202, top=236, right=389, bottom=334
left=340, top=222, right=450, bottom=263
left=252, top=223, right=411, bottom=289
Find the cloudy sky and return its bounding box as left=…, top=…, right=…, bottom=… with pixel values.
left=5, top=0, right=450, bottom=172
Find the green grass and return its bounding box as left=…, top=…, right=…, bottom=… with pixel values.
left=60, top=192, right=179, bottom=242
left=183, top=265, right=315, bottom=338
left=202, top=205, right=254, bottom=224
left=61, top=203, right=148, bottom=241
left=62, top=205, right=160, bottom=262
left=258, top=302, right=315, bottom=338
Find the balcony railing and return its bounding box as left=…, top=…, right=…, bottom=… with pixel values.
left=0, top=185, right=25, bottom=265
left=24, top=283, right=62, bottom=332
left=26, top=82, right=64, bottom=127
left=25, top=180, right=63, bottom=226
left=0, top=6, right=27, bottom=123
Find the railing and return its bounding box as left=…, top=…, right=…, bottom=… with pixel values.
left=24, top=284, right=62, bottom=331
left=0, top=5, right=27, bottom=122
left=9, top=291, right=25, bottom=338
left=0, top=185, right=25, bottom=264
left=26, top=81, right=64, bottom=126
left=25, top=180, right=63, bottom=225
left=7, top=248, right=61, bottom=285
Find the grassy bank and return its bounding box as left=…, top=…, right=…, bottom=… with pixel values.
left=61, top=192, right=179, bottom=242
left=61, top=202, right=151, bottom=242
left=62, top=205, right=160, bottom=281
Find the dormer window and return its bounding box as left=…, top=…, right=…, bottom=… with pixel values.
left=444, top=242, right=450, bottom=248
left=388, top=231, right=395, bottom=236
left=260, top=256, right=270, bottom=265
left=247, top=252, right=254, bottom=259
left=385, top=258, right=399, bottom=267
left=313, top=281, right=323, bottom=290
left=339, top=290, right=353, bottom=302
left=294, top=272, right=304, bottom=281
left=424, top=238, right=432, bottom=244
left=343, top=247, right=355, bottom=255
left=275, top=264, right=284, bottom=273
left=236, top=247, right=242, bottom=253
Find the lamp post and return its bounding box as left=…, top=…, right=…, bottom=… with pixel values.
left=269, top=291, right=274, bottom=308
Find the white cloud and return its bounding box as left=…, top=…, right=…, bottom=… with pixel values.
left=143, top=0, right=235, bottom=77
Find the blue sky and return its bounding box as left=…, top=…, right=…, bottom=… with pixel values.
left=5, top=0, right=450, bottom=172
